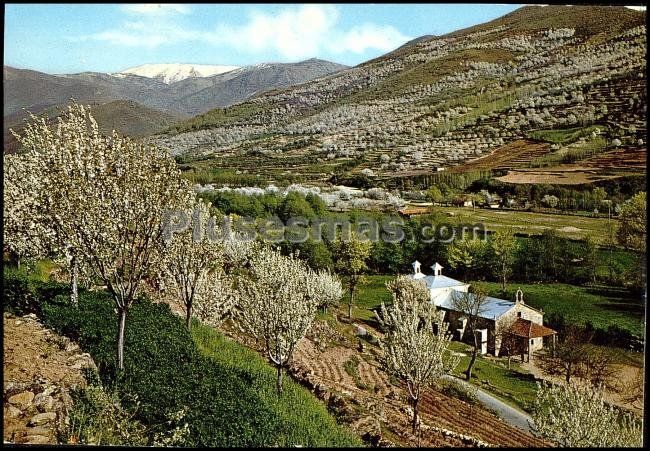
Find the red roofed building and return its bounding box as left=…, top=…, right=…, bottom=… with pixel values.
left=504, top=317, right=557, bottom=362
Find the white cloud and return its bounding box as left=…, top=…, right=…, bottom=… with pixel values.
left=331, top=23, right=410, bottom=54
left=79, top=4, right=412, bottom=59
left=120, top=4, right=190, bottom=16
left=212, top=5, right=412, bottom=60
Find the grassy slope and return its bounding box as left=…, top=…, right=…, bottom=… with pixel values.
left=5, top=264, right=360, bottom=447
left=190, top=322, right=361, bottom=446
left=448, top=341, right=539, bottom=413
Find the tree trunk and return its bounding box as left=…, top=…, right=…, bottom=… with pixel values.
left=348, top=288, right=355, bottom=320
left=565, top=363, right=571, bottom=384
left=411, top=396, right=420, bottom=434
left=465, top=333, right=479, bottom=380
left=276, top=365, right=283, bottom=396
left=117, top=308, right=127, bottom=371
left=185, top=301, right=192, bottom=329
left=70, top=257, right=78, bottom=306
left=16, top=257, right=20, bottom=270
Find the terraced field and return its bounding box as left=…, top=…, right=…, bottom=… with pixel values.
left=292, top=331, right=549, bottom=447
left=449, top=139, right=551, bottom=172
left=436, top=206, right=612, bottom=240
left=154, top=6, right=646, bottom=189
left=496, top=167, right=624, bottom=185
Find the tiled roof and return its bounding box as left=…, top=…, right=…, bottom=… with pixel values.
left=507, top=318, right=556, bottom=338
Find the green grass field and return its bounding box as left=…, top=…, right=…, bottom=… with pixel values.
left=447, top=341, right=539, bottom=413
left=352, top=275, right=394, bottom=322
left=528, top=125, right=604, bottom=145
left=471, top=282, right=644, bottom=336
left=435, top=206, right=612, bottom=241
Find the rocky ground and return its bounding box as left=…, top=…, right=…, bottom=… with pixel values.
left=3, top=312, right=97, bottom=445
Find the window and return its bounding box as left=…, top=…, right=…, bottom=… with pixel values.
left=530, top=339, right=534, bottom=345
left=517, top=312, right=522, bottom=318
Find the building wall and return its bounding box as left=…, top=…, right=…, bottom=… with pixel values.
left=494, top=302, right=545, bottom=356
left=431, top=287, right=546, bottom=357
left=441, top=308, right=497, bottom=355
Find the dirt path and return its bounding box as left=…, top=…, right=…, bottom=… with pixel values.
left=3, top=312, right=96, bottom=444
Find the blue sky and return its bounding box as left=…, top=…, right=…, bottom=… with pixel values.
left=6, top=3, right=533, bottom=74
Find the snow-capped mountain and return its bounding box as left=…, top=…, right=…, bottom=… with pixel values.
left=5, top=58, right=349, bottom=119
left=117, top=63, right=240, bottom=84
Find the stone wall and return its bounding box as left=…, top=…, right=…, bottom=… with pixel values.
left=3, top=312, right=97, bottom=445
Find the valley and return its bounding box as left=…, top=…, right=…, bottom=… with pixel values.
left=3, top=4, right=646, bottom=448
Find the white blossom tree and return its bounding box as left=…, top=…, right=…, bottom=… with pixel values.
left=9, top=111, right=93, bottom=304
left=3, top=152, right=50, bottom=269
left=14, top=103, right=193, bottom=370
left=160, top=199, right=225, bottom=328
left=235, top=247, right=318, bottom=395
left=376, top=276, right=460, bottom=434
left=192, top=269, right=237, bottom=328
left=531, top=381, right=642, bottom=447
left=307, top=269, right=344, bottom=313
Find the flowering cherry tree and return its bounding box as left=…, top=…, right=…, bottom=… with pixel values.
left=307, top=269, right=344, bottom=313
left=9, top=110, right=93, bottom=303
left=531, top=381, right=642, bottom=447
left=191, top=269, right=237, bottom=328
left=13, top=103, right=193, bottom=370
left=376, top=276, right=460, bottom=434
left=235, top=247, right=318, bottom=395
left=3, top=152, right=50, bottom=268
left=160, top=199, right=226, bottom=328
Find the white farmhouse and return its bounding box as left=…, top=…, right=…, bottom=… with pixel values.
left=411, top=261, right=556, bottom=361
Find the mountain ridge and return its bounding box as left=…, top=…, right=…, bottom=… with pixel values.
left=117, top=63, right=241, bottom=84
left=152, top=5, right=645, bottom=188
left=3, top=58, right=349, bottom=120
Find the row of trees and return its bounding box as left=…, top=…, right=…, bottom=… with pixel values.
left=462, top=175, right=645, bottom=214
left=3, top=105, right=349, bottom=390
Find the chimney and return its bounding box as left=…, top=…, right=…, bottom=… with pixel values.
left=431, top=262, right=443, bottom=276
left=412, top=260, right=421, bottom=275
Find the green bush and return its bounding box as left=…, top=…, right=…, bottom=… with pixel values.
left=436, top=379, right=479, bottom=405
left=2, top=269, right=68, bottom=316
left=64, top=381, right=148, bottom=446
left=3, top=270, right=39, bottom=315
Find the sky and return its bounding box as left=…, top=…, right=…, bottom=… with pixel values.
left=3, top=3, right=645, bottom=74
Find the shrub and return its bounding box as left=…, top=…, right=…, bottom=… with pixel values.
left=436, top=378, right=479, bottom=405
left=64, top=382, right=148, bottom=446
left=3, top=269, right=69, bottom=316
left=3, top=270, right=39, bottom=316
